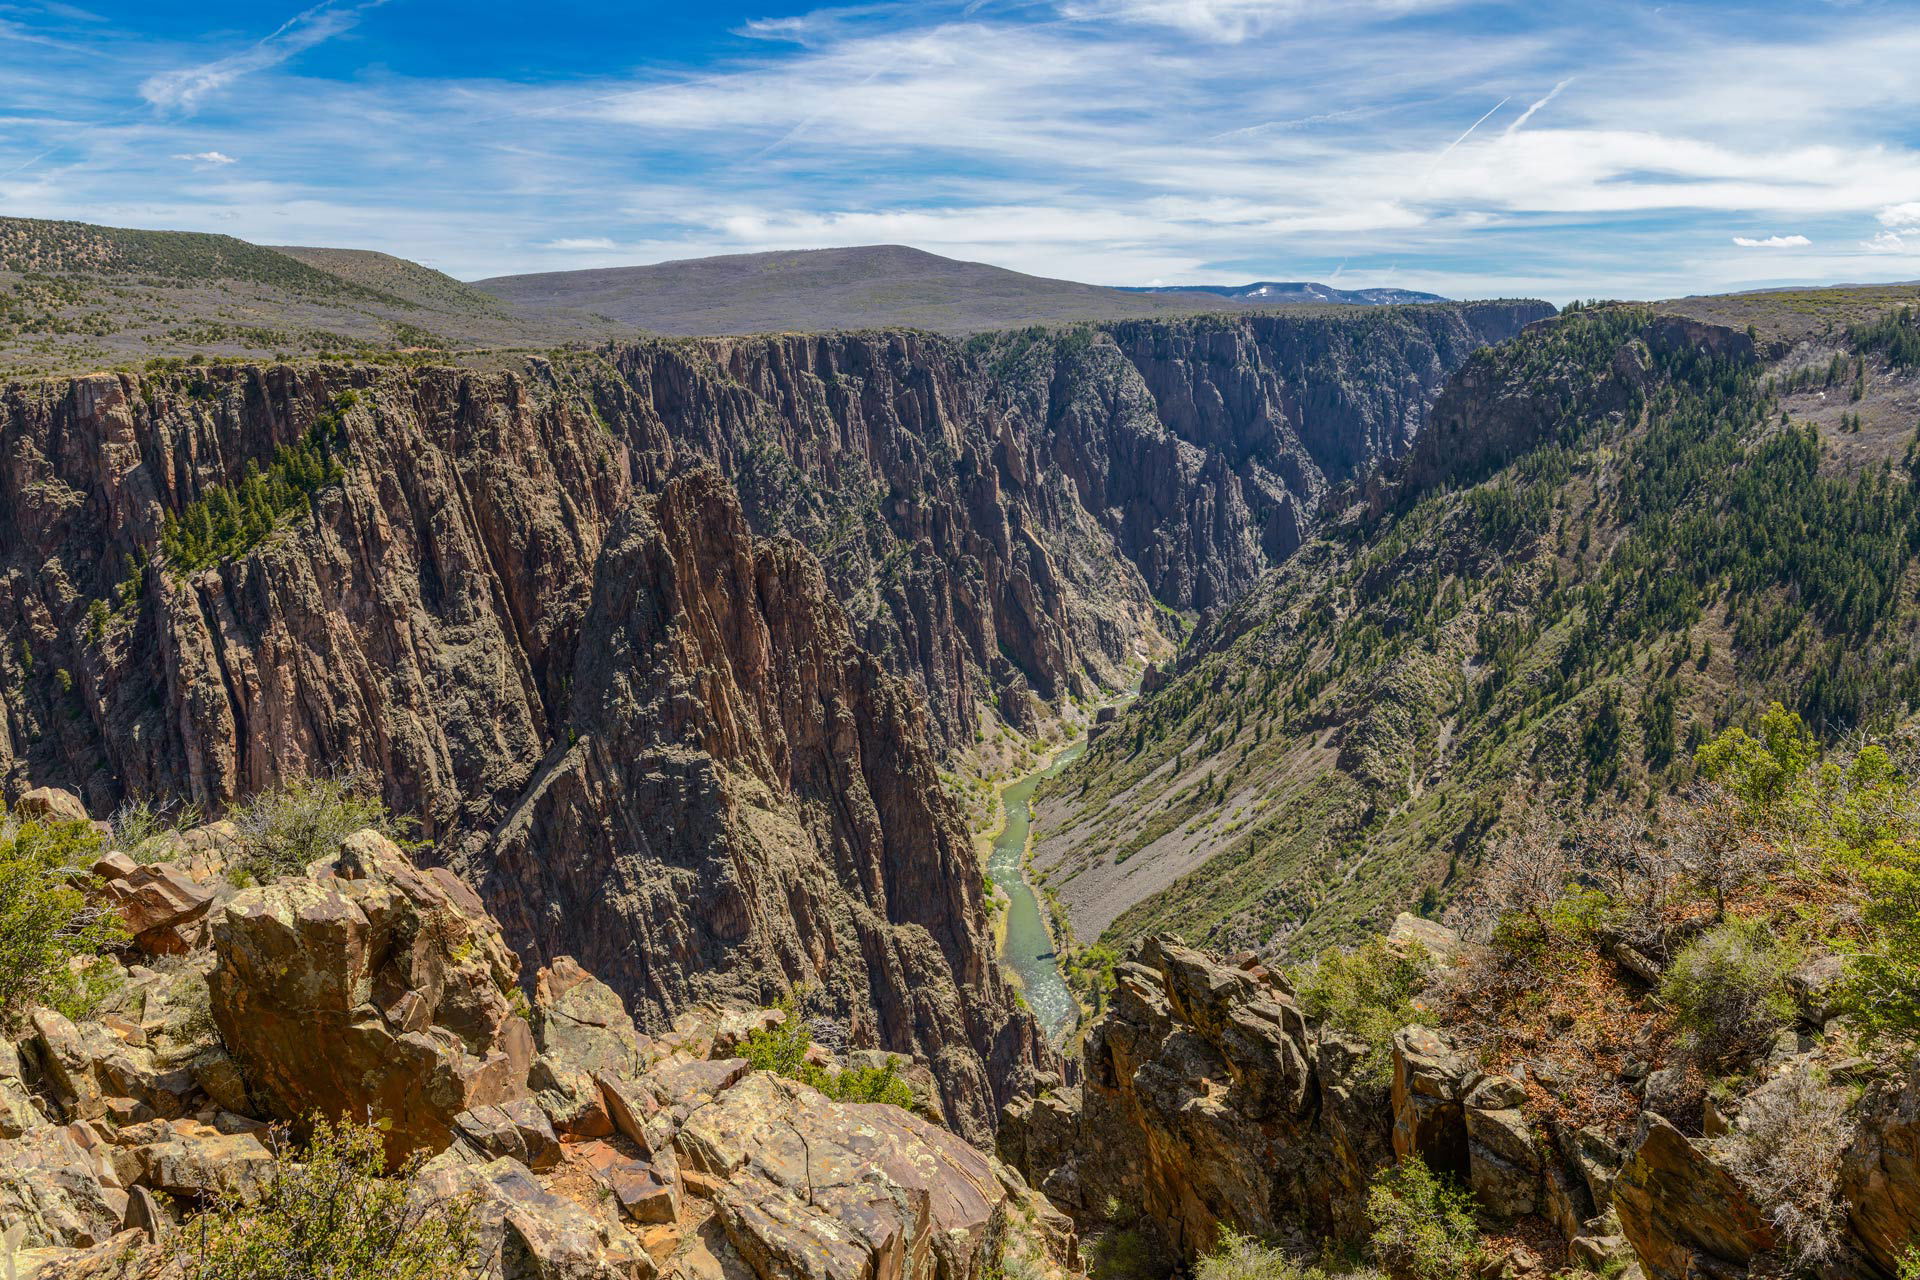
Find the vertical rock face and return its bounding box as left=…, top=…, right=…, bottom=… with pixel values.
left=477, top=467, right=1038, bottom=1138
left=0, top=306, right=1544, bottom=1140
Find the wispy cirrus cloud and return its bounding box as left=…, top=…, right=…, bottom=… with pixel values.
left=139, top=0, right=382, bottom=113
left=1058, top=0, right=1458, bottom=42
left=171, top=149, right=236, bottom=165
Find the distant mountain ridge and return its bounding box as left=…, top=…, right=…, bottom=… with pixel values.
left=1119, top=280, right=1448, bottom=305
left=476, top=244, right=1286, bottom=337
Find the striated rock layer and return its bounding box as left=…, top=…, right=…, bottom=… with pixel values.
left=0, top=306, right=1545, bottom=1137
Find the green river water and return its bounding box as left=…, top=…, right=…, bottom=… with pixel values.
left=988, top=739, right=1085, bottom=1043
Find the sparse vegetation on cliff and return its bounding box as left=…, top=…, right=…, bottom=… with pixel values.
left=160, top=396, right=354, bottom=573
left=227, top=771, right=419, bottom=883
left=740, top=993, right=918, bottom=1107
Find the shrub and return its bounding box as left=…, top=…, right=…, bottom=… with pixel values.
left=108, top=796, right=203, bottom=851
left=1365, top=1158, right=1482, bottom=1280
left=229, top=773, right=417, bottom=883
left=740, top=994, right=918, bottom=1109
left=1694, top=702, right=1817, bottom=815
left=0, top=814, right=128, bottom=1023
left=1195, top=1227, right=1372, bottom=1280
left=1846, top=841, right=1920, bottom=1040
left=1721, top=1066, right=1855, bottom=1266
left=179, top=1113, right=489, bottom=1280
left=1659, top=918, right=1797, bottom=1066
left=1087, top=1220, right=1171, bottom=1280
left=1295, top=938, right=1431, bottom=1087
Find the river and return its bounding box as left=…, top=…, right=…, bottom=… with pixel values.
left=987, top=739, right=1086, bottom=1044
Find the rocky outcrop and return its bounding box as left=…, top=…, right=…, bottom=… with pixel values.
left=207, top=828, right=536, bottom=1160
left=3, top=828, right=1076, bottom=1280
left=1840, top=1065, right=1920, bottom=1275
left=1612, top=1114, right=1775, bottom=1280
left=998, top=936, right=1391, bottom=1256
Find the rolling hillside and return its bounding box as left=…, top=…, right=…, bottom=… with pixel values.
left=0, top=216, right=599, bottom=376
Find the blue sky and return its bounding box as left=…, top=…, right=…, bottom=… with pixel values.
left=1, top=0, right=1917, bottom=301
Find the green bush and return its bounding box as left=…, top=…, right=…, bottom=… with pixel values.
left=1195, top=1227, right=1372, bottom=1280
left=179, top=1113, right=489, bottom=1280
left=1660, top=918, right=1797, bottom=1066
left=1087, top=1221, right=1170, bottom=1280
left=228, top=774, right=417, bottom=883
left=1295, top=938, right=1431, bottom=1086
left=0, top=814, right=127, bottom=1023
left=740, top=994, right=918, bottom=1109
left=1365, top=1158, right=1482, bottom=1280
left=1847, top=833, right=1920, bottom=1041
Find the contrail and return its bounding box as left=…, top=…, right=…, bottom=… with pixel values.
left=1505, top=78, right=1573, bottom=137
left=1418, top=95, right=1509, bottom=188
left=1435, top=96, right=1509, bottom=164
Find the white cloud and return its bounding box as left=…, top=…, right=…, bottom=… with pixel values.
left=539, top=237, right=618, bottom=251
left=141, top=0, right=382, bottom=113
left=1731, top=234, right=1810, bottom=248
left=1879, top=202, right=1920, bottom=229
left=170, top=150, right=236, bottom=165
left=1059, top=0, right=1455, bottom=43
left=1863, top=231, right=1910, bottom=254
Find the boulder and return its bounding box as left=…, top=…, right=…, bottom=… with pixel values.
left=128, top=821, right=241, bottom=882
left=532, top=1056, right=615, bottom=1139
left=15, top=788, right=90, bottom=824
left=208, top=830, right=534, bottom=1161
left=1387, top=913, right=1463, bottom=965
left=1391, top=1026, right=1471, bottom=1178
left=413, top=1155, right=655, bottom=1279
left=126, top=1119, right=273, bottom=1199
left=535, top=957, right=647, bottom=1078
left=576, top=1142, right=680, bottom=1226
left=0, top=1126, right=124, bottom=1248
left=99, top=866, right=216, bottom=956
left=455, top=1100, right=563, bottom=1173
left=677, top=1072, right=1009, bottom=1280
left=9, top=1230, right=169, bottom=1280
left=28, top=1009, right=110, bottom=1121
left=711, top=1008, right=785, bottom=1058
left=1613, top=1113, right=1775, bottom=1280
left=1838, top=1064, right=1920, bottom=1274
left=1464, top=1105, right=1541, bottom=1218
left=1, top=1035, right=46, bottom=1138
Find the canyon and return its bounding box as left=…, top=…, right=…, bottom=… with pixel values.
left=0, top=300, right=1543, bottom=1145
